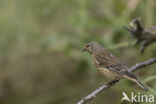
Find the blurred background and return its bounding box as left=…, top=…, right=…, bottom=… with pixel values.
left=0, top=0, right=156, bottom=104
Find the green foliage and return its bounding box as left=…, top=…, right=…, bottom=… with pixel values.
left=0, top=0, right=156, bottom=104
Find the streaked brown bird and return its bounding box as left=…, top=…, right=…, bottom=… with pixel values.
left=82, top=41, right=148, bottom=90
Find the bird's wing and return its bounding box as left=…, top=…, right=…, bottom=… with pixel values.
left=95, top=52, right=137, bottom=78
left=95, top=49, right=130, bottom=72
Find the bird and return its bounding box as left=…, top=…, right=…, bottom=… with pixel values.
left=82, top=41, right=148, bottom=90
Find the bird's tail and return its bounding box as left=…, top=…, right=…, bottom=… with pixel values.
left=133, top=79, right=148, bottom=91
left=124, top=75, right=148, bottom=91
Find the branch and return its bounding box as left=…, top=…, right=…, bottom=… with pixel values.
left=77, top=79, right=119, bottom=104
left=77, top=57, right=156, bottom=104
left=124, top=17, right=156, bottom=53
left=130, top=57, right=156, bottom=72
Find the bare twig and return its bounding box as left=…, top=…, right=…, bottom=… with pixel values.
left=124, top=18, right=156, bottom=53
left=77, top=57, right=156, bottom=104
left=77, top=79, right=119, bottom=104
left=130, top=57, right=156, bottom=72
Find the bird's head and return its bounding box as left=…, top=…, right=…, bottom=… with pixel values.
left=82, top=41, right=103, bottom=54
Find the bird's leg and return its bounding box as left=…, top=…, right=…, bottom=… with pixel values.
left=105, top=78, right=120, bottom=87
left=110, top=79, right=120, bottom=86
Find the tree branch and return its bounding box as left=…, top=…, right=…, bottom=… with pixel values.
left=77, top=57, right=156, bottom=104
left=130, top=57, right=156, bottom=72
left=124, top=18, right=156, bottom=53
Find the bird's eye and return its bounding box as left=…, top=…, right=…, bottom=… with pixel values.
left=86, top=45, right=90, bottom=48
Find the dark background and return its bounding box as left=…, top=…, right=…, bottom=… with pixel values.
left=0, top=0, right=156, bottom=104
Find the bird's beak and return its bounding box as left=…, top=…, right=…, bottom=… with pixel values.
left=82, top=48, right=86, bottom=52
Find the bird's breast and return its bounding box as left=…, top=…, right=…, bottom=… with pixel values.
left=92, top=55, right=100, bottom=67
